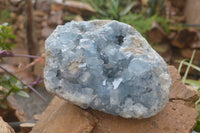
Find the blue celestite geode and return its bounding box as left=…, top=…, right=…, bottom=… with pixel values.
left=44, top=20, right=172, bottom=119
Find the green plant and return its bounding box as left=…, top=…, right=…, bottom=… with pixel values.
left=0, top=23, right=45, bottom=108
left=120, top=13, right=152, bottom=35
left=120, top=13, right=170, bottom=36
left=0, top=18, right=46, bottom=109
left=0, top=9, right=10, bottom=22
left=0, top=54, right=46, bottom=104
left=86, top=0, right=137, bottom=20
left=153, top=14, right=170, bottom=34
left=148, top=0, right=165, bottom=16
left=0, top=23, right=15, bottom=50
left=85, top=0, right=170, bottom=37
left=0, top=63, right=46, bottom=109
left=0, top=74, right=29, bottom=109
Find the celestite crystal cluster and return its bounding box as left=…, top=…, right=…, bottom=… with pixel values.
left=44, top=20, right=172, bottom=119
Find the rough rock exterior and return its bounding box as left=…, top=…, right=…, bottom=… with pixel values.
left=44, top=20, right=172, bottom=118
left=31, top=66, right=199, bottom=133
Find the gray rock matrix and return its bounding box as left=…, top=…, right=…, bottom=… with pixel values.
left=44, top=20, right=172, bottom=119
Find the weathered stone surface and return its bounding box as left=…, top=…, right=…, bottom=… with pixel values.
left=31, top=66, right=199, bottom=133
left=30, top=96, right=97, bottom=133
left=0, top=116, right=15, bottom=133
left=52, top=1, right=96, bottom=16
left=90, top=102, right=197, bottom=133
left=169, top=66, right=199, bottom=105
left=44, top=20, right=172, bottom=118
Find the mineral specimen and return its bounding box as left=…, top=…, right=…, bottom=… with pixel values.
left=44, top=20, right=172, bottom=119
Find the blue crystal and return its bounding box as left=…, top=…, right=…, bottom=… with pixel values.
left=44, top=20, right=172, bottom=119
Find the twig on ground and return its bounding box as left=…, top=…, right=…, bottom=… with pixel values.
left=28, top=75, right=43, bottom=85
left=20, top=53, right=45, bottom=72
left=0, top=50, right=39, bottom=58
